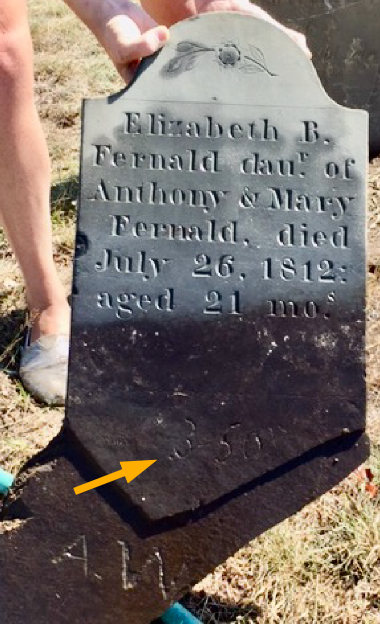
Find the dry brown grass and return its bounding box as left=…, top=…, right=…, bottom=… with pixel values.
left=1, top=2, right=380, bottom=622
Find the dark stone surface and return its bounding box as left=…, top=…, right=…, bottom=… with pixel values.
left=0, top=14, right=369, bottom=624
left=256, top=0, right=380, bottom=157
left=68, top=13, right=367, bottom=521
left=0, top=432, right=369, bottom=624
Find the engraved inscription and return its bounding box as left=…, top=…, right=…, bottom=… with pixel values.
left=83, top=104, right=360, bottom=323
left=117, top=542, right=188, bottom=600
left=117, top=542, right=167, bottom=598
left=95, top=249, right=172, bottom=280
left=110, top=216, right=238, bottom=243
left=262, top=258, right=348, bottom=283
left=89, top=179, right=228, bottom=211
left=170, top=420, right=271, bottom=466
left=239, top=187, right=354, bottom=220
left=52, top=535, right=88, bottom=578
left=123, top=113, right=279, bottom=141
left=204, top=291, right=241, bottom=315
left=192, top=254, right=235, bottom=278
left=94, top=145, right=223, bottom=173
left=52, top=537, right=189, bottom=599
left=267, top=297, right=336, bottom=319
left=97, top=290, right=174, bottom=319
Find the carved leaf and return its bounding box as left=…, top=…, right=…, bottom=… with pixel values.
left=244, top=45, right=276, bottom=76
left=240, top=63, right=263, bottom=75
left=166, top=57, right=185, bottom=74
left=176, top=41, right=207, bottom=54
left=184, top=56, right=197, bottom=71
left=248, top=45, right=266, bottom=66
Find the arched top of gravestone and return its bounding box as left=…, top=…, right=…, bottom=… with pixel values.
left=103, top=12, right=355, bottom=110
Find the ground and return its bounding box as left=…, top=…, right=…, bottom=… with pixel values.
left=1, top=1, right=380, bottom=622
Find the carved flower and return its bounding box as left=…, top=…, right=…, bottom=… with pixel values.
left=218, top=43, right=241, bottom=66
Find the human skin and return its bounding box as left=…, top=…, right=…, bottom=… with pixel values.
left=141, top=0, right=309, bottom=53
left=65, top=0, right=310, bottom=83
left=0, top=0, right=309, bottom=342
left=0, top=0, right=70, bottom=340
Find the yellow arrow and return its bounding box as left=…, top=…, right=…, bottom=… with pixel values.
left=74, top=460, right=156, bottom=495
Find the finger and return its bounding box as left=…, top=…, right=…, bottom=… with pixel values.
left=116, top=25, right=170, bottom=66
left=116, top=26, right=169, bottom=85
left=117, top=59, right=140, bottom=85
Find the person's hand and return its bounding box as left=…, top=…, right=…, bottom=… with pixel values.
left=66, top=0, right=170, bottom=83
left=141, top=0, right=310, bottom=58
left=94, top=2, right=170, bottom=83
left=193, top=0, right=311, bottom=57
left=67, top=0, right=309, bottom=85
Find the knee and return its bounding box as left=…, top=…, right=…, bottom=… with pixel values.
left=0, top=26, right=33, bottom=88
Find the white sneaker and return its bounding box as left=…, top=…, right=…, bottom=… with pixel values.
left=19, top=331, right=69, bottom=406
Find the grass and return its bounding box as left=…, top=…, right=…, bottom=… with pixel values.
left=1, top=1, right=380, bottom=621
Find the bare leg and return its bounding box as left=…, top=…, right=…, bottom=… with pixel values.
left=0, top=0, right=70, bottom=341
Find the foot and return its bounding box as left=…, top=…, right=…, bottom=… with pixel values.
left=19, top=300, right=71, bottom=406
left=30, top=299, right=71, bottom=342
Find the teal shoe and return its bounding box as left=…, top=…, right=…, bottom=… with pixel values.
left=160, top=603, right=201, bottom=624
left=0, top=469, right=14, bottom=496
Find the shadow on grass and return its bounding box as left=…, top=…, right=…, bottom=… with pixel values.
left=0, top=308, right=25, bottom=375
left=51, top=175, right=78, bottom=219
left=181, top=592, right=262, bottom=623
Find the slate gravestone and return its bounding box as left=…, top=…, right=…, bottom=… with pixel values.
left=0, top=14, right=369, bottom=624
left=256, top=0, right=380, bottom=157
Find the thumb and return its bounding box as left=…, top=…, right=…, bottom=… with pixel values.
left=116, top=26, right=170, bottom=83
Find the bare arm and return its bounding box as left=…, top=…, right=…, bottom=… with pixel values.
left=62, top=0, right=169, bottom=83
